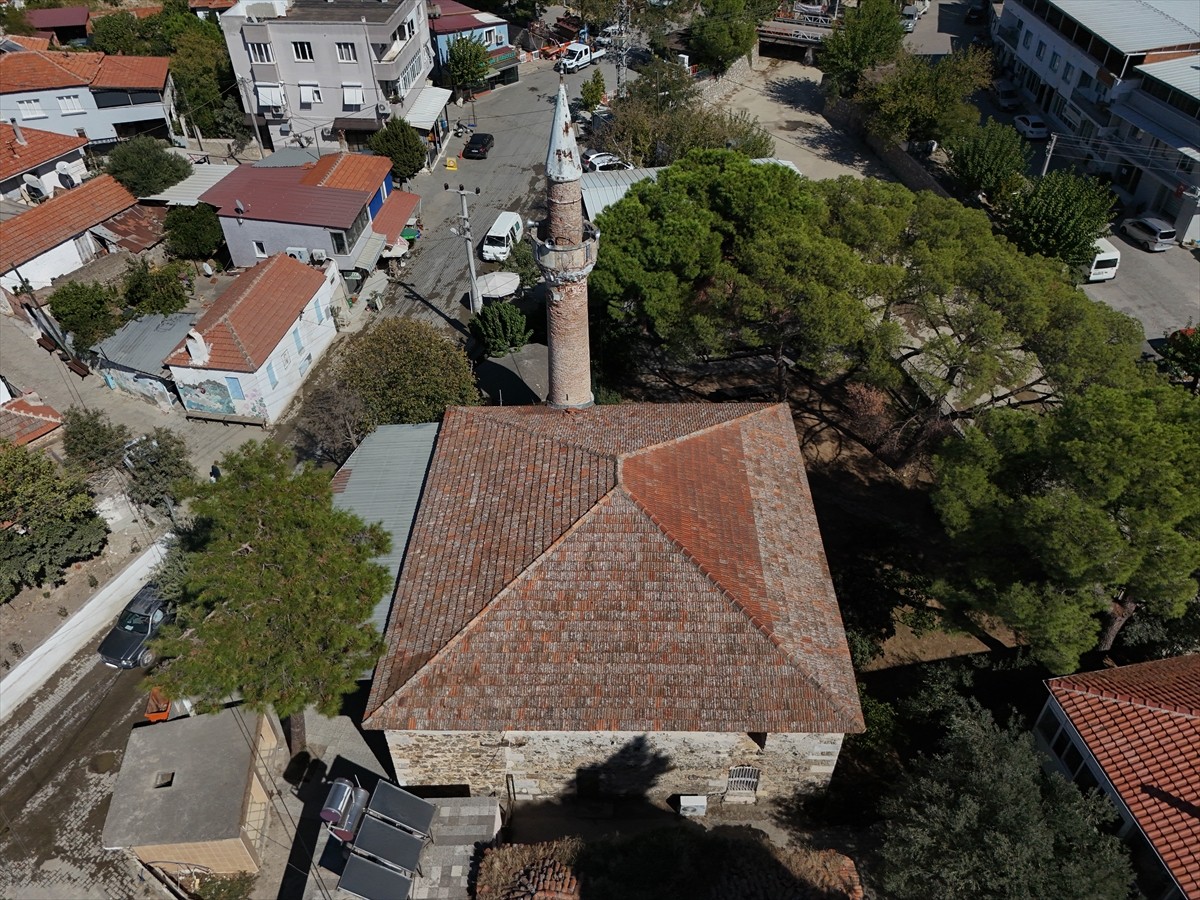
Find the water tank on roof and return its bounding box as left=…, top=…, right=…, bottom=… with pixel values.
left=321, top=777, right=355, bottom=824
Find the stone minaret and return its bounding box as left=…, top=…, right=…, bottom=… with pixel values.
left=532, top=81, right=598, bottom=409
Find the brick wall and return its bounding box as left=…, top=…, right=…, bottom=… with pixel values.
left=385, top=729, right=844, bottom=804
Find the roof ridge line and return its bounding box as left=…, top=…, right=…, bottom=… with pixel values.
left=1054, top=685, right=1199, bottom=718
left=365, top=486, right=624, bottom=726
left=4, top=399, right=62, bottom=425
left=464, top=407, right=623, bottom=462
left=616, top=403, right=784, bottom=464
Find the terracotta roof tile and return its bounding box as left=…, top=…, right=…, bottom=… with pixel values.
left=0, top=48, right=91, bottom=92
left=0, top=396, right=63, bottom=446
left=41, top=50, right=103, bottom=83
left=90, top=5, right=163, bottom=19
left=5, top=36, right=52, bottom=51
left=365, top=404, right=863, bottom=735
left=0, top=174, right=136, bottom=272
left=164, top=254, right=327, bottom=373
left=1049, top=656, right=1200, bottom=896
left=0, top=47, right=168, bottom=93
left=0, top=123, right=87, bottom=182
left=298, top=152, right=391, bottom=192
left=371, top=190, right=420, bottom=244
left=92, top=54, right=169, bottom=90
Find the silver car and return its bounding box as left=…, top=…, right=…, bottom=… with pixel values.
left=1120, top=216, right=1176, bottom=252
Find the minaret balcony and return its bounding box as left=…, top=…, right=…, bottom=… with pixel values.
left=531, top=221, right=600, bottom=284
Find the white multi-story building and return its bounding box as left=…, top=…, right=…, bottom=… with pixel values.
left=993, top=0, right=1200, bottom=242
left=220, top=0, right=449, bottom=154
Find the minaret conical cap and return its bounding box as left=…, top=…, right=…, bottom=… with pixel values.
left=546, top=80, right=583, bottom=184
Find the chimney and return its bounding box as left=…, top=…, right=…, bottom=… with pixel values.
left=9, top=118, right=27, bottom=146
left=184, top=328, right=210, bottom=366
left=532, top=81, right=597, bottom=409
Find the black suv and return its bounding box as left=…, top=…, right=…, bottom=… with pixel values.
left=463, top=132, right=495, bottom=159
left=98, top=585, right=173, bottom=669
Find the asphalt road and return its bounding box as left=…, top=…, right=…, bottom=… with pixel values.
left=1083, top=240, right=1200, bottom=348
left=0, top=645, right=157, bottom=899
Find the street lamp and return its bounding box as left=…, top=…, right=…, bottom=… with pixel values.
left=445, top=182, right=483, bottom=314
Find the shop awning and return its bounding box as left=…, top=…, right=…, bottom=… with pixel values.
left=331, top=117, right=378, bottom=132
left=404, top=86, right=452, bottom=131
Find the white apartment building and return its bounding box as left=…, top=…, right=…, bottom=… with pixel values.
left=220, top=0, right=447, bottom=152
left=993, top=0, right=1200, bottom=242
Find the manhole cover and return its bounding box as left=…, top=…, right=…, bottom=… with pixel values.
left=90, top=751, right=117, bottom=774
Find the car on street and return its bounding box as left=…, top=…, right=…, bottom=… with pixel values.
left=582, top=150, right=632, bottom=172
left=1013, top=114, right=1049, bottom=139
left=98, top=585, right=173, bottom=669
left=1119, top=216, right=1177, bottom=251
left=463, top=132, right=495, bottom=159
left=991, top=79, right=1021, bottom=111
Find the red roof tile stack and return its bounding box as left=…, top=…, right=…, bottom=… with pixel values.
left=364, top=404, right=863, bottom=736
left=0, top=123, right=86, bottom=182
left=0, top=174, right=136, bottom=272
left=163, top=254, right=327, bottom=373
left=1048, top=655, right=1200, bottom=896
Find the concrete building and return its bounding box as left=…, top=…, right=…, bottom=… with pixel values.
left=219, top=0, right=448, bottom=153
left=1034, top=655, right=1200, bottom=900
left=164, top=253, right=344, bottom=424
left=0, top=120, right=87, bottom=203
left=102, top=708, right=285, bottom=877
left=992, top=0, right=1200, bottom=241
left=362, top=85, right=863, bottom=808
left=428, top=0, right=519, bottom=92
left=0, top=42, right=179, bottom=147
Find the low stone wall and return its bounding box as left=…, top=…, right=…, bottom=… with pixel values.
left=695, top=45, right=761, bottom=103
left=824, top=96, right=951, bottom=198
left=385, top=729, right=844, bottom=804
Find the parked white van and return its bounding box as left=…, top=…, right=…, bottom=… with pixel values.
left=1084, top=237, right=1121, bottom=282
left=481, top=212, right=524, bottom=262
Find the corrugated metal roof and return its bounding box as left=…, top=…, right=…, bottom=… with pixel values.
left=1137, top=55, right=1200, bottom=100
left=405, top=86, right=453, bottom=131
left=140, top=164, right=238, bottom=205
left=93, top=313, right=194, bottom=372
left=581, top=167, right=661, bottom=219
left=331, top=423, right=440, bottom=636
left=1053, top=0, right=1200, bottom=55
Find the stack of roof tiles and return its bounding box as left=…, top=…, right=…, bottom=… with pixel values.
left=1048, top=654, right=1200, bottom=895
left=365, top=403, right=863, bottom=736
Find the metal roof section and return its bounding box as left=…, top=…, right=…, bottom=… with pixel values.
left=139, top=164, right=238, bottom=205
left=331, top=423, right=440, bottom=635
left=581, top=166, right=661, bottom=218
left=1109, top=101, right=1200, bottom=160
left=1052, top=0, right=1200, bottom=55
left=403, top=86, right=453, bottom=131
left=1136, top=55, right=1200, bottom=100
left=546, top=82, right=583, bottom=183
left=92, top=312, right=194, bottom=372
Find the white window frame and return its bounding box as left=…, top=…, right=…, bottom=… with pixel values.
left=56, top=94, right=84, bottom=114
left=247, top=42, right=273, bottom=64
left=336, top=42, right=357, bottom=63
left=342, top=83, right=365, bottom=108
left=16, top=99, right=46, bottom=120
left=299, top=83, right=322, bottom=105
left=400, top=55, right=422, bottom=93
left=253, top=241, right=267, bottom=258
left=402, top=15, right=417, bottom=40
left=483, top=28, right=496, bottom=46
left=292, top=41, right=314, bottom=62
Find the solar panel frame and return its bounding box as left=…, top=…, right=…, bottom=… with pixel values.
left=353, top=815, right=425, bottom=875
left=337, top=853, right=414, bottom=900
left=365, top=781, right=437, bottom=837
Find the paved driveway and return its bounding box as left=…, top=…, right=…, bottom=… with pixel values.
left=1084, top=239, right=1200, bottom=348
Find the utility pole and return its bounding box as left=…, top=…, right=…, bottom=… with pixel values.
left=445, top=183, right=483, bottom=314
left=1040, top=132, right=1058, bottom=177
left=614, top=0, right=631, bottom=99
left=238, top=77, right=267, bottom=159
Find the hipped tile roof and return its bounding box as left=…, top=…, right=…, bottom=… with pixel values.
left=298, top=152, right=392, bottom=192
left=1049, top=655, right=1200, bottom=896
left=163, top=254, right=326, bottom=373
left=0, top=47, right=167, bottom=94
left=4, top=36, right=52, bottom=51
left=0, top=122, right=86, bottom=182
left=365, top=404, right=864, bottom=736
left=199, top=159, right=376, bottom=229
left=0, top=174, right=136, bottom=272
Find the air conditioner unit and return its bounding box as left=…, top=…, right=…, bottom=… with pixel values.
left=311, top=248, right=328, bottom=263
left=679, top=795, right=707, bottom=817
left=285, top=247, right=310, bottom=263
left=377, top=102, right=390, bottom=115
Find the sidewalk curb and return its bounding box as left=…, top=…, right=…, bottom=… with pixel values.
left=0, top=537, right=171, bottom=723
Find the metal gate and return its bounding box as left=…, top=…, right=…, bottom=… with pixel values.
left=726, top=765, right=761, bottom=795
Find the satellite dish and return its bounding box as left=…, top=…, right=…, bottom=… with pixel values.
left=22, top=173, right=42, bottom=189
left=56, top=164, right=78, bottom=189
left=234, top=198, right=246, bottom=215
left=201, top=262, right=214, bottom=277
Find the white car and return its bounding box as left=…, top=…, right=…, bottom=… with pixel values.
left=1013, top=114, right=1049, bottom=139
left=1119, top=216, right=1177, bottom=252
left=582, top=150, right=632, bottom=172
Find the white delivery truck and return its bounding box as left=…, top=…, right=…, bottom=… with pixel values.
left=481, top=212, right=524, bottom=262
left=556, top=42, right=606, bottom=73
left=1084, top=237, right=1121, bottom=282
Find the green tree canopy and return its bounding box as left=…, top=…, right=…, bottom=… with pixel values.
left=1161, top=324, right=1200, bottom=395
left=818, top=0, right=905, bottom=97
left=122, top=258, right=189, bottom=316
left=337, top=318, right=480, bottom=429
left=880, top=704, right=1133, bottom=900
left=151, top=441, right=390, bottom=748
left=580, top=69, right=606, bottom=113
left=367, top=118, right=427, bottom=183
left=998, top=169, right=1115, bottom=269
left=946, top=118, right=1031, bottom=200
left=165, top=203, right=225, bottom=260
left=690, top=0, right=764, bottom=74
left=63, top=407, right=131, bottom=474
left=857, top=49, right=992, bottom=143
left=932, top=382, right=1200, bottom=671
left=105, top=137, right=192, bottom=196
left=0, top=442, right=108, bottom=602
left=125, top=428, right=195, bottom=513
left=447, top=35, right=489, bottom=96
left=48, top=281, right=120, bottom=351
left=470, top=302, right=533, bottom=356
left=90, top=11, right=144, bottom=55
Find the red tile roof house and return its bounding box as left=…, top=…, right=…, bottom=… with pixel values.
left=362, top=403, right=865, bottom=807
left=1033, top=655, right=1200, bottom=900
left=0, top=120, right=87, bottom=202
left=198, top=152, right=419, bottom=276
left=0, top=45, right=179, bottom=147
left=0, top=174, right=137, bottom=292
left=163, top=254, right=343, bottom=425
